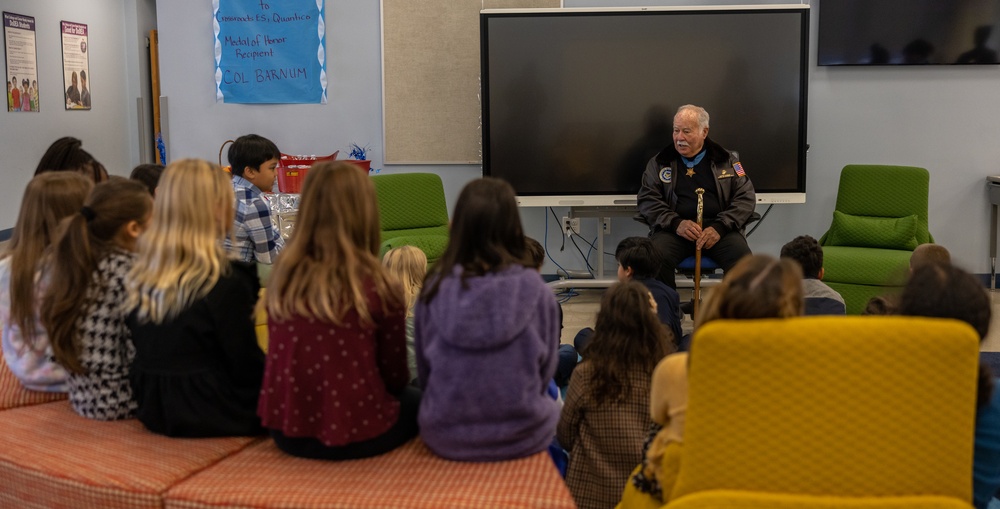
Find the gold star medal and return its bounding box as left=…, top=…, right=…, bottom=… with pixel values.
left=686, top=168, right=695, bottom=177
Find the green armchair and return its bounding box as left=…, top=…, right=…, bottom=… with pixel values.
left=819, top=165, right=933, bottom=314
left=370, top=172, right=450, bottom=265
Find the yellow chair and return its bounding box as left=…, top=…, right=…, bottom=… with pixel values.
left=666, top=316, right=979, bottom=508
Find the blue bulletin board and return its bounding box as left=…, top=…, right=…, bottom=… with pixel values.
left=213, top=0, right=326, bottom=104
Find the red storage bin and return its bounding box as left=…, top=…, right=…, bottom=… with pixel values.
left=277, top=152, right=338, bottom=193
left=345, top=160, right=371, bottom=172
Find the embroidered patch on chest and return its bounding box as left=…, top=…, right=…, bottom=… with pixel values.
left=659, top=167, right=672, bottom=183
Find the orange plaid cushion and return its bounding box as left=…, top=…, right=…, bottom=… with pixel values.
left=166, top=438, right=576, bottom=509
left=0, top=401, right=259, bottom=508
left=0, top=354, right=66, bottom=410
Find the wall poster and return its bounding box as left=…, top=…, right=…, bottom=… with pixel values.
left=213, top=0, right=326, bottom=104
left=61, top=20, right=90, bottom=110
left=4, top=12, right=39, bottom=112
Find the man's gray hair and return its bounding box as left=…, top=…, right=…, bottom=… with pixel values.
left=677, top=104, right=710, bottom=129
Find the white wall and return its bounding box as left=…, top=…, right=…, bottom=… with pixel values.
left=0, top=0, right=144, bottom=229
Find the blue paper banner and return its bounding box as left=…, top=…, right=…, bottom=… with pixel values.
left=214, top=0, right=326, bottom=104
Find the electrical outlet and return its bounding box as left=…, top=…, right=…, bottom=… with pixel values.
left=562, top=216, right=581, bottom=235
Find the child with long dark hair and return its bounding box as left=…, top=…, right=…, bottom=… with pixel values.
left=260, top=162, right=418, bottom=459
left=127, top=159, right=265, bottom=437
left=1, top=173, right=93, bottom=392
left=898, top=263, right=999, bottom=509
left=557, top=280, right=674, bottom=508
left=41, top=177, right=152, bottom=419
left=415, top=177, right=561, bottom=462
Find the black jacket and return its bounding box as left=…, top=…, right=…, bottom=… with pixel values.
left=637, top=137, right=755, bottom=235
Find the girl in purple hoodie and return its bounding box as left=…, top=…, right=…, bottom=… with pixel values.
left=414, top=178, right=561, bottom=462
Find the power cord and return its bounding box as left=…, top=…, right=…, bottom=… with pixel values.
left=543, top=209, right=570, bottom=276
left=548, top=207, right=568, bottom=252
left=556, top=289, right=580, bottom=304
left=570, top=233, right=616, bottom=259
left=569, top=235, right=595, bottom=275
left=746, top=204, right=773, bottom=237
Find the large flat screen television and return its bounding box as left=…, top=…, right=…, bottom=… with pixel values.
left=480, top=6, right=810, bottom=206
left=819, top=0, right=1000, bottom=66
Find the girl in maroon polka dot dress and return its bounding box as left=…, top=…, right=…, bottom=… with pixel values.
left=259, top=162, right=420, bottom=460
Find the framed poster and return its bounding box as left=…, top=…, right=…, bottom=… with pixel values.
left=213, top=0, right=326, bottom=104
left=61, top=20, right=90, bottom=110
left=3, top=12, right=39, bottom=112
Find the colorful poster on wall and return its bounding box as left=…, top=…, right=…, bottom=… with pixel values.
left=3, top=12, right=40, bottom=113
left=60, top=20, right=90, bottom=110
left=213, top=0, right=326, bottom=104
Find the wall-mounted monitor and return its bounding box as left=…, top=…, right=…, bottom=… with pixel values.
left=819, top=0, right=1000, bottom=66
left=480, top=6, right=810, bottom=207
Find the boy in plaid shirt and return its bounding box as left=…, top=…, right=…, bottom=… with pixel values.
left=224, top=134, right=285, bottom=264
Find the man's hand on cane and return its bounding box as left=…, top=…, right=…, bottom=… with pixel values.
left=696, top=227, right=721, bottom=250
left=676, top=220, right=702, bottom=241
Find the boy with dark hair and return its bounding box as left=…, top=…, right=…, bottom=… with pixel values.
left=129, top=163, right=165, bottom=196
left=224, top=134, right=285, bottom=264
left=561, top=237, right=683, bottom=387
left=617, top=237, right=683, bottom=344
left=780, top=235, right=845, bottom=315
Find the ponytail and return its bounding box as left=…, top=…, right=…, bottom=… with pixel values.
left=43, top=213, right=96, bottom=373
left=41, top=177, right=151, bottom=373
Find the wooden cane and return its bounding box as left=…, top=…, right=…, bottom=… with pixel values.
left=693, top=188, right=705, bottom=319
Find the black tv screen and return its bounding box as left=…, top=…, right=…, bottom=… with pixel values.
left=480, top=6, right=810, bottom=206
left=819, top=0, right=1000, bottom=65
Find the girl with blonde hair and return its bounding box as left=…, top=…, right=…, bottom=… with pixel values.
left=1, top=172, right=93, bottom=392
left=382, top=245, right=427, bottom=384
left=126, top=159, right=265, bottom=437
left=259, top=162, right=417, bottom=460
left=41, top=177, right=152, bottom=420
left=624, top=254, right=803, bottom=506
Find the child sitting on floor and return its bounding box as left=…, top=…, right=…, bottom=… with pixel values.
left=780, top=234, right=846, bottom=315
left=863, top=243, right=950, bottom=314
left=558, top=280, right=673, bottom=509
left=898, top=262, right=999, bottom=509
left=910, top=243, right=950, bottom=271
left=558, top=236, right=681, bottom=385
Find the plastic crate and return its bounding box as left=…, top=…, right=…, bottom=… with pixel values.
left=345, top=160, right=371, bottom=172
left=277, top=152, right=338, bottom=193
